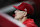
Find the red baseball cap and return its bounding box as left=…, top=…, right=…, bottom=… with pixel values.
left=13, top=2, right=34, bottom=15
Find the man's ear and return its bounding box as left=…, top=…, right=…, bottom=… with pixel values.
left=24, top=12, right=27, bottom=16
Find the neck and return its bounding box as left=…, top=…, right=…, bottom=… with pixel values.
left=19, top=17, right=27, bottom=23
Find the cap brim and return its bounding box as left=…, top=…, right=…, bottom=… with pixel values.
left=13, top=5, right=19, bottom=9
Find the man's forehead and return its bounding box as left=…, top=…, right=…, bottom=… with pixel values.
left=16, top=10, right=27, bottom=13
left=17, top=9, right=25, bottom=12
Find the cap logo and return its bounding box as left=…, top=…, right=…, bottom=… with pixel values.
left=24, top=8, right=27, bottom=11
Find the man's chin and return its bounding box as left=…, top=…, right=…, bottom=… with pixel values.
left=15, top=17, right=22, bottom=19
left=15, top=18, right=19, bottom=20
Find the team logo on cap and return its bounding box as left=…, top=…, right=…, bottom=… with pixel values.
left=24, top=8, right=27, bottom=11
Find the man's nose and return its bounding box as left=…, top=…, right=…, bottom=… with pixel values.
left=15, top=10, right=19, bottom=13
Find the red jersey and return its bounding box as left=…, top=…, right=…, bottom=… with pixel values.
left=23, top=19, right=38, bottom=27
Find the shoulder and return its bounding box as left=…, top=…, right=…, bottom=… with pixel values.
left=23, top=18, right=34, bottom=23
left=23, top=18, right=38, bottom=27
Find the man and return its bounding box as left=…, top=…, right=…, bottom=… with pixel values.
left=13, top=2, right=38, bottom=27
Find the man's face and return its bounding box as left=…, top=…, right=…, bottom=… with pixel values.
left=15, top=10, right=27, bottom=19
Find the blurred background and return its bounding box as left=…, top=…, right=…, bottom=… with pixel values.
left=0, top=0, right=40, bottom=27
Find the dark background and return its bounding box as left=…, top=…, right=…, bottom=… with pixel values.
left=0, top=0, right=27, bottom=8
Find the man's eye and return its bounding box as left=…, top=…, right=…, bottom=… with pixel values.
left=20, top=10, right=22, bottom=11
